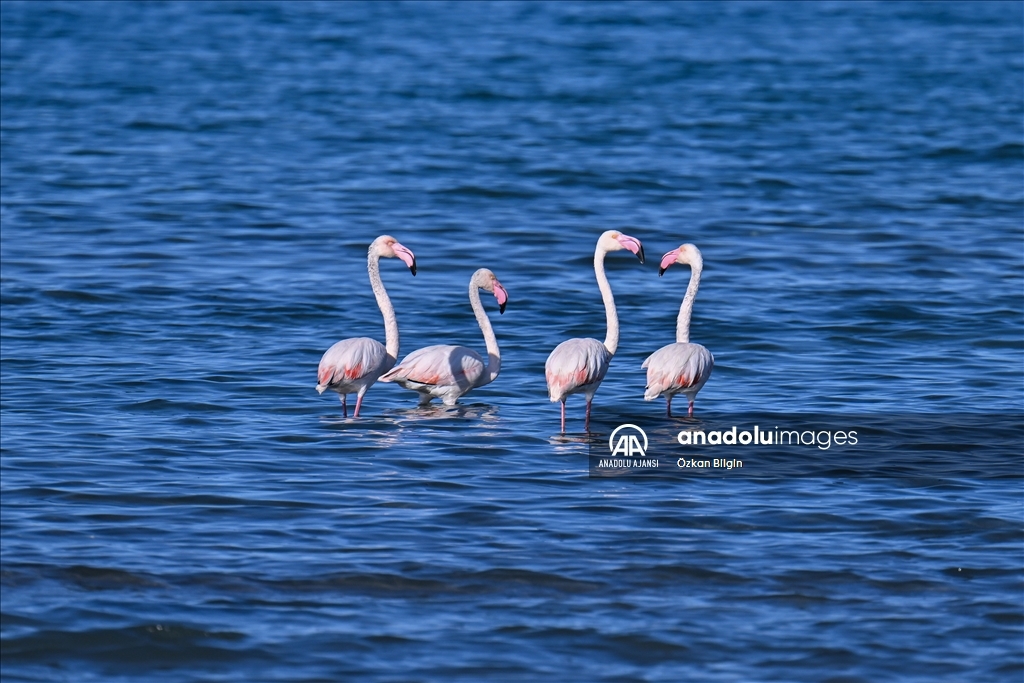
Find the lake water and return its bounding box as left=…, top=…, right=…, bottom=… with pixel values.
left=2, top=2, right=1022, bottom=681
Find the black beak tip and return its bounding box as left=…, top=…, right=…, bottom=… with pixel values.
left=637, top=247, right=645, bottom=265
left=410, top=260, right=417, bottom=276
left=658, top=267, right=666, bottom=276
left=499, top=301, right=507, bottom=314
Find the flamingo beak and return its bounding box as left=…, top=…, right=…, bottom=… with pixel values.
left=393, top=242, right=417, bottom=275
left=617, top=233, right=645, bottom=264
left=658, top=248, right=680, bottom=276
left=493, top=282, right=508, bottom=314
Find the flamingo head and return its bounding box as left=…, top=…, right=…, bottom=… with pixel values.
left=373, top=235, right=417, bottom=275
left=473, top=268, right=508, bottom=314
left=598, top=230, right=645, bottom=264
left=659, top=243, right=703, bottom=277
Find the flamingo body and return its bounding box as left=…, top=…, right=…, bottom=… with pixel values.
left=642, top=342, right=714, bottom=416
left=545, top=338, right=612, bottom=404
left=317, top=336, right=394, bottom=400
left=379, top=344, right=485, bottom=405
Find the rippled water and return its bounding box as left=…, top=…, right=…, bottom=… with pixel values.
left=2, top=2, right=1022, bottom=681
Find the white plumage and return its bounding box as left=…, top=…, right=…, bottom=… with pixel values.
left=380, top=268, right=508, bottom=406
left=544, top=230, right=645, bottom=432
left=643, top=243, right=714, bottom=417
left=316, top=235, right=416, bottom=417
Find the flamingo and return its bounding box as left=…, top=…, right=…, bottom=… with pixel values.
left=642, top=243, right=714, bottom=417
left=545, top=230, right=645, bottom=433
left=316, top=235, right=417, bottom=417
left=379, top=268, right=508, bottom=405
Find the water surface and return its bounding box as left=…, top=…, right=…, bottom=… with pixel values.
left=2, top=2, right=1022, bottom=681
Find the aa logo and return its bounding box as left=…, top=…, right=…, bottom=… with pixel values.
left=609, top=424, right=648, bottom=458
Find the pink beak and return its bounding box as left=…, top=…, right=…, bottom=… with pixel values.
left=659, top=249, right=680, bottom=276
left=493, top=282, right=508, bottom=314
left=616, top=233, right=645, bottom=264
left=393, top=242, right=417, bottom=275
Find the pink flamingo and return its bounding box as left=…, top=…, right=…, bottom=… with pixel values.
left=642, top=243, right=714, bottom=417
left=545, top=230, right=645, bottom=433
left=379, top=268, right=508, bottom=405
left=316, top=235, right=417, bottom=417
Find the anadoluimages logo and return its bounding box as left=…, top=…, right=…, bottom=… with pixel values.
left=608, top=424, right=648, bottom=458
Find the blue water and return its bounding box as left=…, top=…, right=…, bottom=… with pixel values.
left=2, top=1, right=1022, bottom=681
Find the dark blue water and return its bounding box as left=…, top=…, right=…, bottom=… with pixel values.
left=2, top=2, right=1022, bottom=681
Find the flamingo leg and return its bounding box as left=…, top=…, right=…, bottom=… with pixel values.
left=340, top=393, right=348, bottom=418
left=353, top=392, right=365, bottom=418
left=688, top=399, right=694, bottom=417
left=560, top=401, right=566, bottom=433
left=585, top=398, right=592, bottom=433
left=666, top=395, right=673, bottom=418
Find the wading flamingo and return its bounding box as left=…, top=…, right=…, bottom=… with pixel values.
left=379, top=268, right=508, bottom=405
left=642, top=243, right=714, bottom=417
left=316, top=235, right=417, bottom=417
left=546, top=230, right=645, bottom=433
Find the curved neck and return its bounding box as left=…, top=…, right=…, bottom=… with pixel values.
left=676, top=263, right=702, bottom=344
left=595, top=247, right=618, bottom=355
left=469, top=283, right=500, bottom=386
left=368, top=251, right=399, bottom=360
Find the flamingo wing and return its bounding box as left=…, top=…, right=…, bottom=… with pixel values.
left=643, top=342, right=714, bottom=400
left=380, top=345, right=485, bottom=391
left=545, top=337, right=611, bottom=401
left=317, top=337, right=390, bottom=391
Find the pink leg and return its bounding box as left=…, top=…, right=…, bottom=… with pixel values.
left=688, top=399, right=694, bottom=417
left=340, top=393, right=348, bottom=418
left=353, top=393, right=365, bottom=418
left=560, top=401, right=566, bottom=433
left=666, top=395, right=673, bottom=418
left=585, top=398, right=592, bottom=433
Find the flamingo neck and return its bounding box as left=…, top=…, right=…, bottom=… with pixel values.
left=368, top=249, right=399, bottom=361
left=594, top=246, right=618, bottom=355
left=469, top=283, right=500, bottom=386
left=676, top=262, right=702, bottom=344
